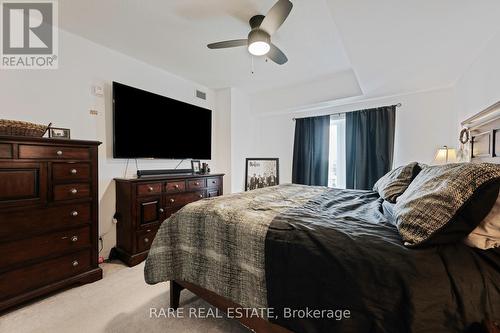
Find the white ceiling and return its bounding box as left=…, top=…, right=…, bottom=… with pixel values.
left=60, top=0, right=352, bottom=94
left=60, top=0, right=500, bottom=98
left=327, top=0, right=500, bottom=96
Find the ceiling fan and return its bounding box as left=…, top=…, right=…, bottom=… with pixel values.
left=207, top=0, right=293, bottom=65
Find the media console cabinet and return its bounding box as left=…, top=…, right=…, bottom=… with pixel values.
left=0, top=136, right=102, bottom=312
left=113, top=173, right=224, bottom=266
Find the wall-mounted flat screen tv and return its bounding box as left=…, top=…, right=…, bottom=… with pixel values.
left=113, top=82, right=212, bottom=159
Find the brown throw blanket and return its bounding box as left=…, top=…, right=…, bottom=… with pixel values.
left=144, top=184, right=326, bottom=309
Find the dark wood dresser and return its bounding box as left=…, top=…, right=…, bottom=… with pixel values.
left=113, top=173, right=224, bottom=266
left=0, top=136, right=102, bottom=312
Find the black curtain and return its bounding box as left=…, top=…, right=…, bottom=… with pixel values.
left=292, top=115, right=330, bottom=186
left=346, top=106, right=396, bottom=190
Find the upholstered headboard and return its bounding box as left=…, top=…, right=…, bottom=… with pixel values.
left=461, top=101, right=500, bottom=162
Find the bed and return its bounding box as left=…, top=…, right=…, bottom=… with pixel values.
left=144, top=105, right=500, bottom=333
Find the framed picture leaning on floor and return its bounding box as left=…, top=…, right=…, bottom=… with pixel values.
left=245, top=158, right=279, bottom=191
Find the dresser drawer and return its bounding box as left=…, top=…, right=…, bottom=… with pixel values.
left=137, top=183, right=162, bottom=196
left=136, top=226, right=159, bottom=253
left=0, top=203, right=91, bottom=240
left=207, top=177, right=222, bottom=188
left=0, top=144, right=12, bottom=159
left=53, top=183, right=90, bottom=201
left=187, top=178, right=206, bottom=190
left=0, top=250, right=91, bottom=300
left=0, top=168, right=39, bottom=202
left=165, top=180, right=186, bottom=193
left=53, top=163, right=90, bottom=182
left=0, top=226, right=90, bottom=269
left=0, top=161, right=48, bottom=210
left=19, top=145, right=90, bottom=160
left=165, top=191, right=204, bottom=207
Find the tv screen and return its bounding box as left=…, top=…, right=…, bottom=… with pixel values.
left=113, top=82, right=212, bottom=159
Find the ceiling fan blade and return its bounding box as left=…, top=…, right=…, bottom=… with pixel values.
left=260, top=0, right=293, bottom=35
left=268, top=43, right=288, bottom=65
left=207, top=39, right=247, bottom=49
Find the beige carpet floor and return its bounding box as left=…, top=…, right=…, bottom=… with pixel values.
left=0, top=261, right=250, bottom=333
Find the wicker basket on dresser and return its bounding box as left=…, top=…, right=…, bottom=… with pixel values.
left=0, top=136, right=102, bottom=312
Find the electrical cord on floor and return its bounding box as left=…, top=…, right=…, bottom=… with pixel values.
left=98, top=219, right=115, bottom=254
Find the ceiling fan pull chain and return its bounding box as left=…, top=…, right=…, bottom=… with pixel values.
left=251, top=56, right=255, bottom=75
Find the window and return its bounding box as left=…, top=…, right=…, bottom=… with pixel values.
left=328, top=115, right=346, bottom=188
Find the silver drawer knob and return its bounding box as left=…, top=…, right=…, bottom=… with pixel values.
left=144, top=238, right=149, bottom=243
left=70, top=188, right=78, bottom=194
left=71, top=236, right=78, bottom=242
left=71, top=211, right=78, bottom=217
left=148, top=186, right=154, bottom=192
left=198, top=194, right=203, bottom=199
left=70, top=169, right=78, bottom=174
left=169, top=198, right=175, bottom=203
left=72, top=260, right=79, bottom=267
left=56, top=150, right=63, bottom=156
left=194, top=182, right=200, bottom=186
left=159, top=208, right=164, bottom=213
left=174, top=184, right=179, bottom=189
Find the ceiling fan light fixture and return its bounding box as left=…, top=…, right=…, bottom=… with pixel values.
left=247, top=29, right=270, bottom=56
left=207, top=0, right=293, bottom=65
left=248, top=41, right=270, bottom=56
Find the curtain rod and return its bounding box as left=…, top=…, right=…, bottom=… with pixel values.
left=292, top=103, right=402, bottom=121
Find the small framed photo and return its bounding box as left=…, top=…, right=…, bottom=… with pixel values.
left=245, top=158, right=279, bottom=191
left=191, top=160, right=201, bottom=174
left=48, top=127, right=71, bottom=139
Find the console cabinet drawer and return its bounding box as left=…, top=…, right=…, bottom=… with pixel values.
left=137, top=183, right=162, bottom=196
left=53, top=183, right=90, bottom=201
left=207, top=177, right=222, bottom=188
left=53, top=163, right=90, bottom=182
left=165, top=191, right=204, bottom=207
left=0, top=203, right=91, bottom=240
left=187, top=179, right=206, bottom=190
left=165, top=180, right=186, bottom=193
left=0, top=250, right=91, bottom=300
left=136, top=227, right=159, bottom=253
left=0, top=226, right=91, bottom=269
left=137, top=197, right=163, bottom=227
left=19, top=145, right=90, bottom=160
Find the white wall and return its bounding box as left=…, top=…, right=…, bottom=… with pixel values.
left=213, top=89, right=232, bottom=194
left=0, top=30, right=230, bottom=258
left=252, top=87, right=458, bottom=184
left=455, top=31, right=500, bottom=122
left=250, top=69, right=362, bottom=114
left=230, top=88, right=258, bottom=193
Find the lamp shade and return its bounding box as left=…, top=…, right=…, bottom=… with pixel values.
left=434, top=146, right=457, bottom=164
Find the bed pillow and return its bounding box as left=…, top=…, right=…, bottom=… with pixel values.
left=373, top=162, right=421, bottom=203
left=464, top=191, right=500, bottom=249
left=393, top=163, right=500, bottom=247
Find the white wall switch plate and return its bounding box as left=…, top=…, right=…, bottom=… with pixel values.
left=91, top=85, right=104, bottom=97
